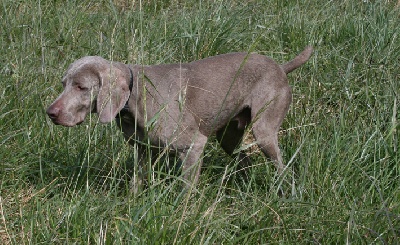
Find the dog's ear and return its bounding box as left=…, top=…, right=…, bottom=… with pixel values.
left=97, top=63, right=130, bottom=123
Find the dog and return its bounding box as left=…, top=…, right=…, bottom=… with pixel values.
left=47, top=46, right=313, bottom=187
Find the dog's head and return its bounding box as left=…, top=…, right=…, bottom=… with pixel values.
left=46, top=56, right=131, bottom=126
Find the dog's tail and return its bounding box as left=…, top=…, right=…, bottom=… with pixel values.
left=281, top=46, right=313, bottom=74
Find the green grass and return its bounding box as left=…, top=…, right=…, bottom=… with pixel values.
left=1, top=0, right=399, bottom=244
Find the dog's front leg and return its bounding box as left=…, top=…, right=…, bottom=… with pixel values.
left=128, top=143, right=151, bottom=194
left=179, top=134, right=208, bottom=189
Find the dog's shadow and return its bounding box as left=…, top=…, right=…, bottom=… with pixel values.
left=39, top=135, right=293, bottom=197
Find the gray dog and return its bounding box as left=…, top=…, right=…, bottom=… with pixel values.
left=47, top=46, right=313, bottom=187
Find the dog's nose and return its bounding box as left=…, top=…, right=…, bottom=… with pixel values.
left=46, top=106, right=60, bottom=119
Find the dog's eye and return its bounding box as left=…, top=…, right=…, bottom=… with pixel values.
left=77, top=85, right=88, bottom=91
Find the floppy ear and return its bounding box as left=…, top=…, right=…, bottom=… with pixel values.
left=97, top=63, right=131, bottom=123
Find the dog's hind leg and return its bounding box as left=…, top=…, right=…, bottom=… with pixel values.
left=250, top=87, right=292, bottom=174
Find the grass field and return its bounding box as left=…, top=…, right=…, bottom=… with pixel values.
left=1, top=0, right=399, bottom=244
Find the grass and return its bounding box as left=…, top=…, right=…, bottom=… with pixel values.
left=1, top=0, right=399, bottom=243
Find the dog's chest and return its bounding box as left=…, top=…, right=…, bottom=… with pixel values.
left=115, top=114, right=146, bottom=145
left=115, top=113, right=172, bottom=149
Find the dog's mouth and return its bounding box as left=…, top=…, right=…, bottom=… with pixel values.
left=47, top=115, right=61, bottom=125
left=48, top=117, right=83, bottom=127
left=50, top=119, right=61, bottom=125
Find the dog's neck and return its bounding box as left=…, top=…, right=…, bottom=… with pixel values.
left=115, top=66, right=134, bottom=119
